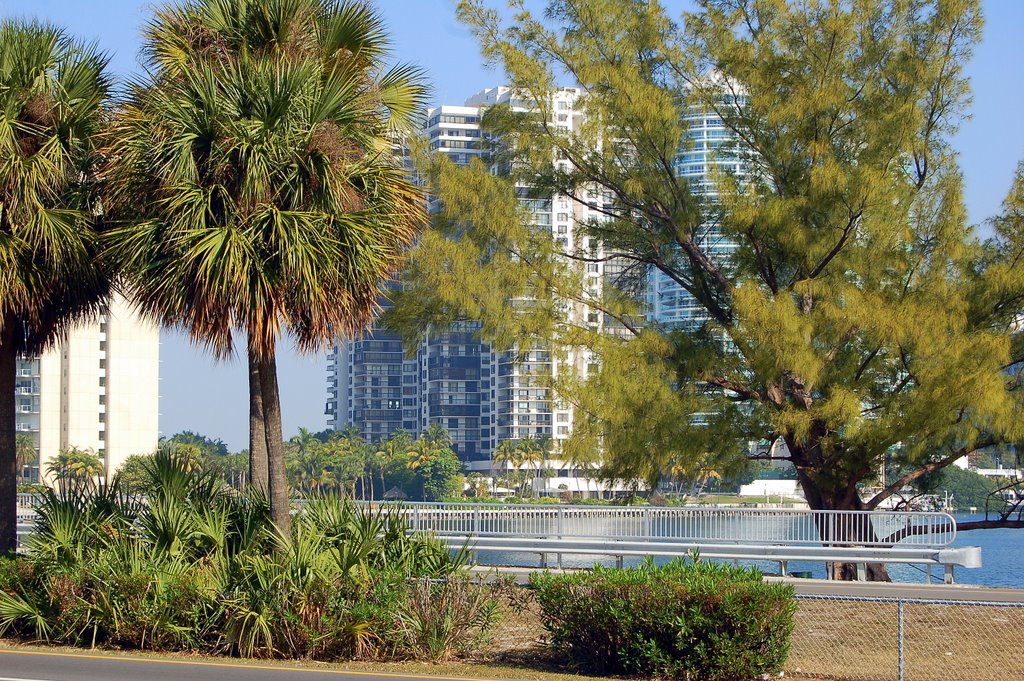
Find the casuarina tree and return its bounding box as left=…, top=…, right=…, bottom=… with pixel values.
left=390, top=0, right=1024, bottom=579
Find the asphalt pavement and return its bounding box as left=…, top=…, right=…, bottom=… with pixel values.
left=0, top=649, right=496, bottom=681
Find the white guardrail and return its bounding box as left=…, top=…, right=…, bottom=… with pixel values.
left=381, top=502, right=977, bottom=583
left=388, top=502, right=959, bottom=548
left=15, top=495, right=978, bottom=582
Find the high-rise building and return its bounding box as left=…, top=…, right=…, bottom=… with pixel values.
left=327, top=86, right=599, bottom=476
left=15, top=295, right=160, bottom=484
left=646, top=106, right=741, bottom=329
left=330, top=86, right=748, bottom=495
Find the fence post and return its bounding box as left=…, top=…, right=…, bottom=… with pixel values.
left=897, top=599, right=905, bottom=681
left=557, top=506, right=564, bottom=570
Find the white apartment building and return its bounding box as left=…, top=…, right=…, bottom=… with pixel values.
left=16, top=295, right=160, bottom=485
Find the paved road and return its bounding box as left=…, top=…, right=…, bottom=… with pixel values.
left=472, top=566, right=1024, bottom=602
left=0, top=649, right=494, bottom=681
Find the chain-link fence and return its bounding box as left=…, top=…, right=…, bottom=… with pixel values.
left=786, top=594, right=1024, bottom=681
left=479, top=585, right=1024, bottom=681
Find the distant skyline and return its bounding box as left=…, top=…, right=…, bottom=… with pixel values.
left=2, top=0, right=1021, bottom=450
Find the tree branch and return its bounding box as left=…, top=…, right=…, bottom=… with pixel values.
left=866, top=449, right=969, bottom=510
left=704, top=375, right=763, bottom=402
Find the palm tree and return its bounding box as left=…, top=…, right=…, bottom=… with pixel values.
left=374, top=428, right=411, bottom=498
left=421, top=423, right=453, bottom=451
left=15, top=434, right=37, bottom=484
left=492, top=439, right=523, bottom=496
left=407, top=439, right=441, bottom=501
left=46, top=447, right=105, bottom=493
left=290, top=427, right=319, bottom=458
left=103, top=0, right=428, bottom=534
left=516, top=439, right=544, bottom=498
left=285, top=438, right=327, bottom=493
left=0, top=20, right=111, bottom=552
left=564, top=445, right=601, bottom=499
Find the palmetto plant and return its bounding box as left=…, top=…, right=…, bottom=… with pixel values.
left=0, top=20, right=111, bottom=554
left=102, top=0, right=428, bottom=534
left=2, top=451, right=476, bottom=657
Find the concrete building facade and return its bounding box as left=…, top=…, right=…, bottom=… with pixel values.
left=327, top=87, right=601, bottom=477
left=15, top=295, right=160, bottom=484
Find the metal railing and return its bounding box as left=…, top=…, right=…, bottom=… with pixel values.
left=15, top=496, right=967, bottom=579
left=385, top=502, right=957, bottom=548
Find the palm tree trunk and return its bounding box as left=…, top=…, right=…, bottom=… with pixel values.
left=0, top=326, right=18, bottom=555
left=248, top=346, right=269, bottom=493
left=257, top=344, right=291, bottom=537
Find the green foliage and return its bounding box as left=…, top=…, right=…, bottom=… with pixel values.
left=492, top=437, right=554, bottom=497
left=401, top=427, right=465, bottom=502
left=0, top=451, right=492, bottom=660
left=391, top=0, right=1024, bottom=531
left=0, top=17, right=113, bottom=553
left=395, top=576, right=500, bottom=662
left=916, top=465, right=1005, bottom=512
left=163, top=432, right=228, bottom=459
left=114, top=455, right=152, bottom=495
left=531, top=559, right=796, bottom=680
left=46, top=447, right=104, bottom=491
left=102, top=0, right=429, bottom=359
left=281, top=425, right=468, bottom=503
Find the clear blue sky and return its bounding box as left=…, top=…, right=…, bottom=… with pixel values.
left=1, top=0, right=1021, bottom=451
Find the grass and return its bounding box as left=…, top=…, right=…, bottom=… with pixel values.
left=484, top=587, right=1024, bottom=681
left=691, top=494, right=805, bottom=506
left=785, top=598, right=1024, bottom=681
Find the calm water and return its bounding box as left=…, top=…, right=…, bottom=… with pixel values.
left=946, top=514, right=1024, bottom=587
left=473, top=513, right=1024, bottom=587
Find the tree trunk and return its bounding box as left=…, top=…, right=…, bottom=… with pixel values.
left=788, top=432, right=891, bottom=581
left=257, top=344, right=291, bottom=538
left=0, top=327, right=17, bottom=555
left=248, top=346, right=269, bottom=493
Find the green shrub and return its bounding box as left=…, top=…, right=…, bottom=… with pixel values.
left=395, top=576, right=499, bottom=661
left=1, top=452, right=497, bottom=662
left=531, top=559, right=795, bottom=680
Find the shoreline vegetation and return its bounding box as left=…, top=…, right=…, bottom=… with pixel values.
left=1, top=453, right=795, bottom=681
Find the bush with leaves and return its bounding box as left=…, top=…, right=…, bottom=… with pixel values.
left=0, top=451, right=489, bottom=661
left=395, top=576, right=499, bottom=662
left=531, top=558, right=795, bottom=680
